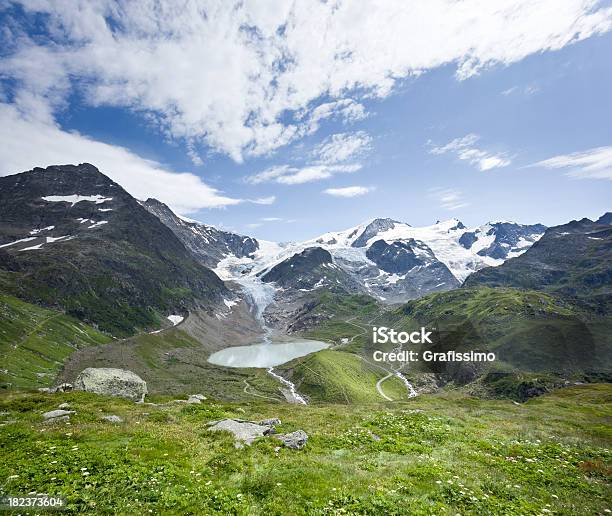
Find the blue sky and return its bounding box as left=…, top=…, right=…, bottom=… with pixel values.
left=1, top=1, right=611, bottom=241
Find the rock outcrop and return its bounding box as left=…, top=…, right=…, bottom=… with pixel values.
left=74, top=367, right=147, bottom=402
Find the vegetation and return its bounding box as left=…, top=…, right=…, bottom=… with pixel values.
left=0, top=294, right=111, bottom=390
left=1, top=385, right=610, bottom=514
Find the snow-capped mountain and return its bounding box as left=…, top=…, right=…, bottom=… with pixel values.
left=206, top=216, right=546, bottom=306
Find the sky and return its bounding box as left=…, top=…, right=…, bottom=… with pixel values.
left=0, top=0, right=611, bottom=241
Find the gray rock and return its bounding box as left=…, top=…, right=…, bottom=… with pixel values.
left=190, top=394, right=207, bottom=401
left=208, top=419, right=273, bottom=447
left=259, top=418, right=281, bottom=426
left=102, top=415, right=123, bottom=423
left=186, top=396, right=202, bottom=404
left=52, top=383, right=73, bottom=393
left=74, top=368, right=147, bottom=402
left=43, top=409, right=75, bottom=420
left=275, top=430, right=308, bottom=449
left=43, top=415, right=70, bottom=424
left=58, top=403, right=71, bottom=409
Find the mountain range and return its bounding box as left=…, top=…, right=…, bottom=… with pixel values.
left=0, top=163, right=609, bottom=399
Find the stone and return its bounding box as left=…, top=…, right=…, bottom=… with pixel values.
left=58, top=403, right=71, bottom=409
left=52, top=383, right=73, bottom=393
left=259, top=418, right=281, bottom=426
left=208, top=419, right=273, bottom=447
left=43, top=415, right=70, bottom=424
left=43, top=409, right=75, bottom=420
left=74, top=368, right=147, bottom=402
left=275, top=430, right=308, bottom=449
left=102, top=415, right=123, bottom=423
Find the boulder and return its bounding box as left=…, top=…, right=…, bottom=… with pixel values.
left=186, top=394, right=206, bottom=404
left=74, top=368, right=147, bottom=402
left=208, top=419, right=274, bottom=448
left=43, top=409, right=75, bottom=420
left=102, top=415, right=123, bottom=423
left=43, top=415, right=70, bottom=424
left=53, top=383, right=73, bottom=393
left=275, top=430, right=308, bottom=449
left=42, top=409, right=75, bottom=424
left=58, top=402, right=71, bottom=409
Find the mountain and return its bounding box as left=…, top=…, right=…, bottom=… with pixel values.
left=142, top=198, right=258, bottom=268
left=458, top=221, right=546, bottom=260
left=464, top=215, right=611, bottom=312
left=0, top=164, right=226, bottom=335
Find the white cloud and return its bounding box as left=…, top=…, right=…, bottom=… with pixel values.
left=429, top=188, right=470, bottom=210
left=0, top=103, right=243, bottom=213
left=323, top=186, right=374, bottom=198
left=313, top=132, right=372, bottom=165
left=246, top=129, right=371, bottom=185
left=249, top=196, right=276, bottom=205
left=2, top=0, right=611, bottom=161
left=532, top=146, right=612, bottom=180
left=429, top=134, right=511, bottom=171
left=246, top=163, right=361, bottom=185
left=501, top=84, right=540, bottom=96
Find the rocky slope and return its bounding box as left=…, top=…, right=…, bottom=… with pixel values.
left=0, top=164, right=226, bottom=335
left=142, top=198, right=258, bottom=268
left=465, top=214, right=611, bottom=312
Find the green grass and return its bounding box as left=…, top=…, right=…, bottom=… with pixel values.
left=0, top=385, right=610, bottom=514
left=0, top=294, right=111, bottom=390
left=57, top=327, right=287, bottom=402
left=279, top=349, right=407, bottom=404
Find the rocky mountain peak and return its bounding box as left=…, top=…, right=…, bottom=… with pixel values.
left=352, top=217, right=405, bottom=247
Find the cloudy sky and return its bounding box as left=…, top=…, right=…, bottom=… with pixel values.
left=1, top=0, right=611, bottom=240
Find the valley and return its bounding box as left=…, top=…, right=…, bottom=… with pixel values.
left=0, top=164, right=610, bottom=515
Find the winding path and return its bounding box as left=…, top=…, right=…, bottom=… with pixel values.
left=344, top=314, right=418, bottom=401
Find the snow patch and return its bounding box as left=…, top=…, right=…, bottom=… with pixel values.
left=0, top=237, right=36, bottom=248
left=223, top=298, right=239, bottom=309
left=88, top=220, right=108, bottom=229
left=42, top=194, right=113, bottom=206
left=29, top=226, right=55, bottom=235
left=167, top=315, right=184, bottom=326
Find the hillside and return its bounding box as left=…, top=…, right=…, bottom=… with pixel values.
left=0, top=294, right=111, bottom=390
left=0, top=164, right=227, bottom=335
left=465, top=216, right=611, bottom=312
left=1, top=385, right=610, bottom=514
